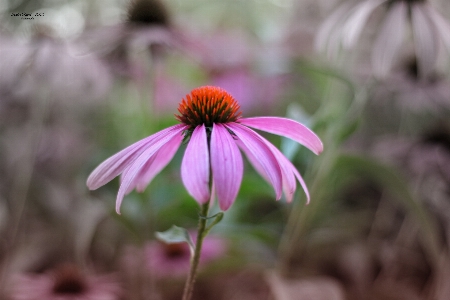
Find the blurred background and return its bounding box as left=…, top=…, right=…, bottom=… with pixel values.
left=1, top=0, right=450, bottom=299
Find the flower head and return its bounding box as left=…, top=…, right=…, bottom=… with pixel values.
left=87, top=86, right=323, bottom=213
left=176, top=86, right=242, bottom=128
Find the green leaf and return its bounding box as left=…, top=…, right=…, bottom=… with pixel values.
left=155, top=225, right=195, bottom=254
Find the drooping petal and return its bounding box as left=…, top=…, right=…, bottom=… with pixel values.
left=291, top=163, right=310, bottom=204
left=124, top=132, right=183, bottom=193
left=227, top=123, right=282, bottom=200
left=267, top=143, right=297, bottom=203
left=236, top=138, right=271, bottom=182
left=255, top=132, right=311, bottom=203
left=210, top=123, right=243, bottom=211
left=87, top=124, right=186, bottom=190
left=371, top=1, right=407, bottom=78
left=116, top=126, right=186, bottom=213
left=266, top=141, right=310, bottom=204
left=181, top=125, right=210, bottom=205
left=412, top=3, right=439, bottom=78
left=119, top=129, right=184, bottom=195
left=341, top=0, right=387, bottom=49
left=223, top=126, right=270, bottom=185
left=239, top=117, right=323, bottom=155
left=121, top=156, right=157, bottom=195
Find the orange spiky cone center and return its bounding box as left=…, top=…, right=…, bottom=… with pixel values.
left=176, top=86, right=242, bottom=128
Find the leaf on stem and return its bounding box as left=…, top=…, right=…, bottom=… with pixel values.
left=156, top=225, right=195, bottom=255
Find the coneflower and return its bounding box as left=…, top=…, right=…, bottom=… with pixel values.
left=87, top=86, right=322, bottom=213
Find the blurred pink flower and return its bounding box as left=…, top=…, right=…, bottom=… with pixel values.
left=153, top=64, right=188, bottom=113
left=316, top=0, right=450, bottom=78
left=87, top=86, right=323, bottom=213
left=144, top=234, right=226, bottom=278
left=210, top=68, right=287, bottom=114
left=197, top=30, right=254, bottom=71
left=9, top=264, right=121, bottom=300
left=196, top=30, right=287, bottom=113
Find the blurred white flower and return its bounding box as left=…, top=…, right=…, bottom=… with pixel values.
left=316, top=0, right=450, bottom=78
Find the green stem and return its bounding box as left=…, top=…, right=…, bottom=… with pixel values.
left=182, top=202, right=210, bottom=300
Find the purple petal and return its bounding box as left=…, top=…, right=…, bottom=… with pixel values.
left=236, top=139, right=270, bottom=183
left=116, top=126, right=186, bottom=214
left=266, top=142, right=310, bottom=204
left=372, top=1, right=407, bottom=78
left=181, top=125, right=210, bottom=205
left=227, top=123, right=282, bottom=200
left=121, top=156, right=157, bottom=195
left=256, top=133, right=311, bottom=203
left=267, top=143, right=297, bottom=203
left=210, top=123, right=243, bottom=211
left=412, top=3, right=439, bottom=78
left=124, top=132, right=183, bottom=193
left=87, top=124, right=186, bottom=190
left=239, top=117, right=323, bottom=155
left=291, top=163, right=310, bottom=204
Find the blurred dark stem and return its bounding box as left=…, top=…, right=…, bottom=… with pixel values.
left=276, top=137, right=337, bottom=277
left=0, top=79, right=51, bottom=292
left=131, top=52, right=161, bottom=300
left=276, top=71, right=368, bottom=276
